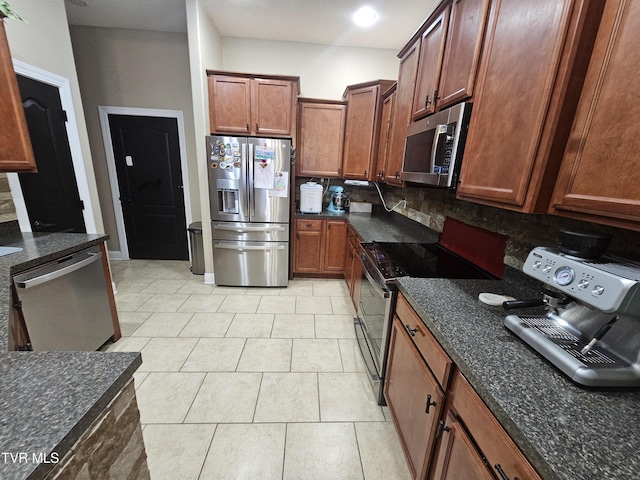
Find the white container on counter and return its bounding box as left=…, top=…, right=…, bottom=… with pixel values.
left=300, top=182, right=323, bottom=213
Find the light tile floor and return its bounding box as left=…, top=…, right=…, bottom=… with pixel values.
left=104, top=259, right=410, bottom=480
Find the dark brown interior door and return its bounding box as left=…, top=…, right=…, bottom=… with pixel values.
left=108, top=114, right=188, bottom=260
left=17, top=75, right=86, bottom=233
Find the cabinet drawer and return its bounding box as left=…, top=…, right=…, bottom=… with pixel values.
left=450, top=372, right=542, bottom=480
left=395, top=293, right=453, bottom=389
left=296, top=219, right=323, bottom=231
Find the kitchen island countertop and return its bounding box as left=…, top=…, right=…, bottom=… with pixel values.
left=0, top=229, right=142, bottom=480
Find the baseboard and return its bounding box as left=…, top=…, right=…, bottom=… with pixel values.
left=108, top=250, right=125, bottom=261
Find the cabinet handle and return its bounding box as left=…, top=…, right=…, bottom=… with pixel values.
left=338, top=168, right=341, bottom=175
left=435, top=420, right=450, bottom=439
left=433, top=89, right=439, bottom=107
left=395, top=170, right=399, bottom=179
left=306, top=223, right=312, bottom=227
left=425, top=94, right=431, bottom=108
left=425, top=394, right=437, bottom=414
left=363, top=170, right=367, bottom=177
left=246, top=123, right=250, bottom=131
left=494, top=464, right=518, bottom=480
left=404, top=324, right=417, bottom=337
left=256, top=122, right=259, bottom=131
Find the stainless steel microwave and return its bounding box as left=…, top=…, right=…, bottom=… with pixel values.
left=401, top=102, right=472, bottom=188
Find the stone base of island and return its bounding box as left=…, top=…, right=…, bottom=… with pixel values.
left=45, top=380, right=149, bottom=480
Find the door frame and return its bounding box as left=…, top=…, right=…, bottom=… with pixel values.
left=7, top=60, right=98, bottom=234
left=98, top=106, right=193, bottom=260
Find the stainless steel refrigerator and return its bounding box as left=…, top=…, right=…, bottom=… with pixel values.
left=207, top=135, right=291, bottom=287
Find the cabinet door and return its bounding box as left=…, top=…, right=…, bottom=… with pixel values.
left=294, top=220, right=323, bottom=273
left=457, top=0, right=596, bottom=212
left=449, top=372, right=542, bottom=480
left=386, top=40, right=421, bottom=185
left=430, top=410, right=494, bottom=480
left=437, top=0, right=490, bottom=109
left=549, top=0, right=640, bottom=230
left=323, top=220, right=347, bottom=273
left=0, top=22, right=36, bottom=172
left=385, top=317, right=445, bottom=479
left=375, top=88, right=395, bottom=181
left=412, top=7, right=450, bottom=120
left=297, top=101, right=346, bottom=177
left=343, top=85, right=379, bottom=180
left=209, top=75, right=252, bottom=135
left=252, top=78, right=293, bottom=137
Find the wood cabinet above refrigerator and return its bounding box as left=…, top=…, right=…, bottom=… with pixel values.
left=207, top=71, right=300, bottom=138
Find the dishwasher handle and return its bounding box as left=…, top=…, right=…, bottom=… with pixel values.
left=15, top=251, right=103, bottom=289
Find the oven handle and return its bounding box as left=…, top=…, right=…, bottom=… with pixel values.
left=359, top=254, right=391, bottom=299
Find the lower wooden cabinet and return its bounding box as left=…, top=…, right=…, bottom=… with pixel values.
left=386, top=316, right=445, bottom=479
left=430, top=409, right=494, bottom=480
left=293, top=218, right=347, bottom=274
left=436, top=372, right=542, bottom=480
left=344, top=225, right=362, bottom=308
left=387, top=293, right=542, bottom=480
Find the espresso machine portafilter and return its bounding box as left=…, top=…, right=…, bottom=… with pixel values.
left=503, top=246, right=640, bottom=387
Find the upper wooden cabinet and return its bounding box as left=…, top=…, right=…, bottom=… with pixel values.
left=549, top=0, right=640, bottom=231
left=296, top=98, right=346, bottom=177
left=207, top=71, right=299, bottom=137
left=386, top=39, right=421, bottom=186
left=412, top=0, right=490, bottom=120
left=0, top=20, right=36, bottom=172
left=456, top=0, right=604, bottom=213
left=342, top=80, right=395, bottom=181
left=437, top=0, right=491, bottom=109
left=374, top=83, right=397, bottom=182
left=412, top=6, right=450, bottom=120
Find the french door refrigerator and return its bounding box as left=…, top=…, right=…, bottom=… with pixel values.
left=207, top=135, right=291, bottom=287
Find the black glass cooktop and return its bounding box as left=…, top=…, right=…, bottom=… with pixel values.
left=362, top=242, right=496, bottom=281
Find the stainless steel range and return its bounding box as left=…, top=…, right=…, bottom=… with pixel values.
left=505, top=246, right=640, bottom=387
left=355, top=242, right=495, bottom=404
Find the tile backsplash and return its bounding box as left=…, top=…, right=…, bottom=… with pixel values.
left=296, top=177, right=640, bottom=270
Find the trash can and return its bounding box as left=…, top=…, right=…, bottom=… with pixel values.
left=187, top=222, right=204, bottom=275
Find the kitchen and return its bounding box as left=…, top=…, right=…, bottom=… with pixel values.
left=1, top=0, right=640, bottom=479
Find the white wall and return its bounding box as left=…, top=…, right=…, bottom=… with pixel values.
left=4, top=0, right=105, bottom=234
left=69, top=25, right=197, bottom=253
left=186, top=0, right=223, bottom=281
left=222, top=38, right=399, bottom=99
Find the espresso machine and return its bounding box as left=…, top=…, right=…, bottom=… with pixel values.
left=504, top=246, right=640, bottom=387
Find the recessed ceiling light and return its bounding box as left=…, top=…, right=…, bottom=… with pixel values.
left=66, top=0, right=88, bottom=6
left=353, top=6, right=378, bottom=28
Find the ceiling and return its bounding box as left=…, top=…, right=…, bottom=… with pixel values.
left=65, top=0, right=440, bottom=50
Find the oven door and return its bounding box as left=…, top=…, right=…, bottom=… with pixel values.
left=355, top=253, right=396, bottom=405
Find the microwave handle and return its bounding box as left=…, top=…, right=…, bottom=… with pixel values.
left=431, top=124, right=451, bottom=171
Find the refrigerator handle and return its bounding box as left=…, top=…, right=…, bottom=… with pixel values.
left=242, top=142, right=250, bottom=219
left=248, top=142, right=255, bottom=218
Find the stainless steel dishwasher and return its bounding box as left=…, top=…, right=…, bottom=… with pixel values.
left=13, top=245, right=114, bottom=351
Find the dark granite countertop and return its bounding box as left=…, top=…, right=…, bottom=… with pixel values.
left=396, top=272, right=640, bottom=480
left=296, top=210, right=440, bottom=243
left=0, top=230, right=142, bottom=480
